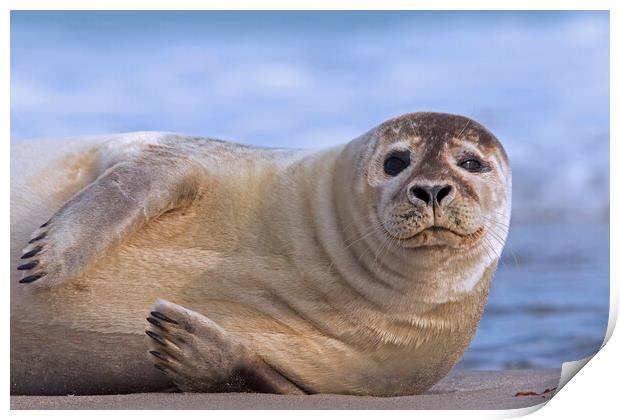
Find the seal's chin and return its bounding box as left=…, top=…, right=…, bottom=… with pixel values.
left=392, top=225, right=486, bottom=250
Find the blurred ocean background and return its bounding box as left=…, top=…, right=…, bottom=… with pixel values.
left=10, top=11, right=609, bottom=371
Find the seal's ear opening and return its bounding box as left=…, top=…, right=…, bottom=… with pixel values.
left=336, top=128, right=379, bottom=193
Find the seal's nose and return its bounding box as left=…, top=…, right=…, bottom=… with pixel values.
left=409, top=184, right=453, bottom=207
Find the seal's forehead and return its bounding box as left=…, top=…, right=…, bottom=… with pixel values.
left=375, top=112, right=508, bottom=162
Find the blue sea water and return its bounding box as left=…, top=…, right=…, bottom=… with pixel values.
left=10, top=11, right=610, bottom=370
left=458, top=223, right=609, bottom=370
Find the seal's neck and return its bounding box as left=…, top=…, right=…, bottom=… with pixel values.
left=263, top=146, right=497, bottom=351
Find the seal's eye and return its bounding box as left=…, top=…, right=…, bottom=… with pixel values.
left=459, top=158, right=485, bottom=172
left=384, top=151, right=411, bottom=176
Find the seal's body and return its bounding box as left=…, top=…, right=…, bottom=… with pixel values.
left=11, top=113, right=511, bottom=396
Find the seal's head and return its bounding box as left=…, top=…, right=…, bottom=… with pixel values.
left=349, top=112, right=511, bottom=253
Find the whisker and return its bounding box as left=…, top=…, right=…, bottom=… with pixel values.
left=484, top=225, right=507, bottom=247
left=343, top=224, right=382, bottom=249
left=484, top=223, right=519, bottom=267
left=479, top=213, right=510, bottom=227
left=340, top=212, right=374, bottom=235
left=488, top=226, right=519, bottom=267
left=326, top=223, right=383, bottom=274
left=456, top=118, right=471, bottom=140
left=324, top=211, right=377, bottom=275
left=479, top=236, right=497, bottom=265
left=373, top=235, right=389, bottom=271
left=481, top=235, right=503, bottom=265
left=356, top=227, right=384, bottom=264
left=480, top=215, right=511, bottom=230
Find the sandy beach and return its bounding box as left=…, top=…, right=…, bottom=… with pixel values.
left=11, top=369, right=560, bottom=410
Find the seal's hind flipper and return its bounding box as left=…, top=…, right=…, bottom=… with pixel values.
left=17, top=153, right=202, bottom=288
left=145, top=299, right=305, bottom=394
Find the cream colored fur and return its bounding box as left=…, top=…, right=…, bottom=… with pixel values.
left=10, top=113, right=511, bottom=396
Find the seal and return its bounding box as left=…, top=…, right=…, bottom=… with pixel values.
left=10, top=112, right=511, bottom=396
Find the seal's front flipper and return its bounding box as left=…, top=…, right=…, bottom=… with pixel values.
left=18, top=155, right=202, bottom=287
left=145, top=299, right=305, bottom=395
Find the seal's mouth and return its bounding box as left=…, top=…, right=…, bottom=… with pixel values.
left=387, top=225, right=486, bottom=249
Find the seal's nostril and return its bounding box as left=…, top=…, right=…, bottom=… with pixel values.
left=436, top=185, right=452, bottom=205
left=410, top=184, right=453, bottom=206
left=411, top=187, right=432, bottom=205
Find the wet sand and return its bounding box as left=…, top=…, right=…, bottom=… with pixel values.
left=11, top=369, right=560, bottom=410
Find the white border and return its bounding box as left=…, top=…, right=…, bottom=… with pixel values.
left=3, top=1, right=616, bottom=419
